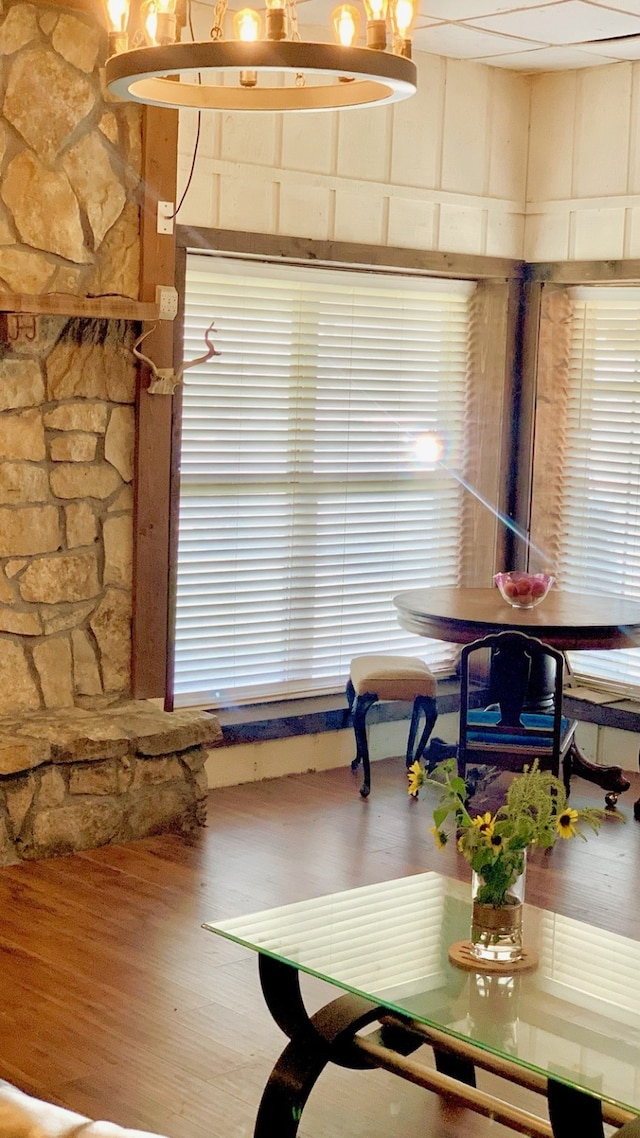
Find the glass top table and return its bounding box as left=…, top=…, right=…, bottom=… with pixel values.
left=204, top=872, right=640, bottom=1138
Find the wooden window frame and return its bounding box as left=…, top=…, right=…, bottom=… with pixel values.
left=133, top=202, right=525, bottom=703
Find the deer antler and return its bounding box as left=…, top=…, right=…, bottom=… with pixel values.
left=133, top=319, right=221, bottom=394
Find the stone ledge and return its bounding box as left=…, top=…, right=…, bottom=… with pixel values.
left=0, top=701, right=223, bottom=865
left=0, top=701, right=222, bottom=775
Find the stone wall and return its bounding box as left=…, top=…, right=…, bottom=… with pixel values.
left=0, top=2, right=141, bottom=710
left=0, top=3, right=223, bottom=856
left=0, top=702, right=223, bottom=865
left=0, top=1, right=141, bottom=298
left=0, top=319, right=139, bottom=710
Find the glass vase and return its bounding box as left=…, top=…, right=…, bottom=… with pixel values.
left=470, top=855, right=526, bottom=964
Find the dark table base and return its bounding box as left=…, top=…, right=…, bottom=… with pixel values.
left=254, top=955, right=634, bottom=1138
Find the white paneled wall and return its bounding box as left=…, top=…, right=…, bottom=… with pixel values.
left=176, top=51, right=530, bottom=258
left=176, top=24, right=640, bottom=264
left=526, top=61, right=640, bottom=261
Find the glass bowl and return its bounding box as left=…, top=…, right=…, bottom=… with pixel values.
left=494, top=571, right=555, bottom=610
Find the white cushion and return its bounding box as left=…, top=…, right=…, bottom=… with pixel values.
left=0, top=1083, right=169, bottom=1138
left=350, top=654, right=436, bottom=701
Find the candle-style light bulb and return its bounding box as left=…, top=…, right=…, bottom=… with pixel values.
left=362, top=0, right=388, bottom=50
left=143, top=0, right=177, bottom=45
left=103, top=0, right=131, bottom=54
left=233, top=8, right=262, bottom=41
left=233, top=9, right=262, bottom=88
left=266, top=0, right=287, bottom=42
left=157, top=0, right=177, bottom=42
left=390, top=0, right=415, bottom=57
left=332, top=4, right=360, bottom=47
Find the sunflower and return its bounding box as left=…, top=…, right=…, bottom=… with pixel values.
left=490, top=833, right=504, bottom=851
left=430, top=825, right=448, bottom=851
left=556, top=807, right=579, bottom=839
left=407, top=761, right=424, bottom=798
left=471, top=811, right=495, bottom=839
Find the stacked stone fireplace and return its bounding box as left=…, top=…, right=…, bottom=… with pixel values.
left=0, top=1, right=221, bottom=865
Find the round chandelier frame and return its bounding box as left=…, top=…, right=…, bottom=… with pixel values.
left=105, top=40, right=417, bottom=112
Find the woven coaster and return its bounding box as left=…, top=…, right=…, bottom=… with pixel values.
left=448, top=940, right=539, bottom=974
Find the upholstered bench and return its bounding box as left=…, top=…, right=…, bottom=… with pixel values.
left=347, top=654, right=438, bottom=797
left=0, top=1080, right=169, bottom=1138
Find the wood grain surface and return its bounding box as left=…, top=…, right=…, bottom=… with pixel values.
left=0, top=760, right=637, bottom=1138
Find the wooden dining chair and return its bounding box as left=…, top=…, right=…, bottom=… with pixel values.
left=458, top=630, right=577, bottom=792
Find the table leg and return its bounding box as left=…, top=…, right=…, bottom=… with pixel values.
left=258, top=955, right=312, bottom=1040
left=567, top=739, right=631, bottom=804
left=253, top=985, right=385, bottom=1138
left=494, top=650, right=631, bottom=805
left=547, top=1079, right=605, bottom=1138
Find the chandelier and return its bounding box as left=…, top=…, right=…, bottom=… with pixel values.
left=101, top=0, right=417, bottom=113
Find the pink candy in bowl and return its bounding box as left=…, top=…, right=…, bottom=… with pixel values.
left=494, top=571, right=555, bottom=609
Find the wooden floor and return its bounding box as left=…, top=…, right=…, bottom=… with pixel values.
left=0, top=757, right=638, bottom=1138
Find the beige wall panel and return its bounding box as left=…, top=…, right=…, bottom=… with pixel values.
left=528, top=72, right=577, bottom=204
left=217, top=173, right=276, bottom=233
left=624, top=206, right=640, bottom=256
left=486, top=211, right=525, bottom=258
left=179, top=108, right=219, bottom=162
left=387, top=197, right=437, bottom=249
left=441, top=59, right=490, bottom=198
left=439, top=203, right=485, bottom=254
left=219, top=113, right=279, bottom=168
left=333, top=190, right=384, bottom=243
left=628, top=63, right=640, bottom=193
left=177, top=158, right=219, bottom=229
left=488, top=69, right=530, bottom=204
left=389, top=53, right=445, bottom=189
left=573, top=65, right=632, bottom=198
left=596, top=725, right=640, bottom=771
left=523, top=212, right=571, bottom=262
left=278, top=182, right=333, bottom=240
left=336, top=105, right=393, bottom=183
left=573, top=207, right=625, bottom=259
left=281, top=112, right=336, bottom=174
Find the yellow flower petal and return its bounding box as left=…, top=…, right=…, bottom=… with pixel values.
left=430, top=825, right=448, bottom=851
left=471, top=811, right=495, bottom=838
left=407, top=763, right=423, bottom=797
left=556, top=808, right=579, bottom=839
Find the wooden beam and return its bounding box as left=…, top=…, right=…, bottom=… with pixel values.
left=0, top=294, right=158, bottom=320
left=132, top=104, right=179, bottom=701
left=527, top=259, right=640, bottom=283
left=178, top=226, right=524, bottom=282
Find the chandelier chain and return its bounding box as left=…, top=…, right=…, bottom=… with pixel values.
left=285, top=0, right=306, bottom=86
left=210, top=0, right=228, bottom=40
left=286, top=0, right=302, bottom=43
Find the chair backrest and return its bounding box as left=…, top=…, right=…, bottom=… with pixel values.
left=458, top=630, right=567, bottom=777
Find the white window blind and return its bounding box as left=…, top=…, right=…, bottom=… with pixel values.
left=561, top=287, right=640, bottom=692
left=174, top=254, right=474, bottom=706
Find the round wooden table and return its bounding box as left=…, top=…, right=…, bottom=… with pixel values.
left=393, top=587, right=640, bottom=651
left=393, top=586, right=640, bottom=802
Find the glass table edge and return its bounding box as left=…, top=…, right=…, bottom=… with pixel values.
left=201, top=918, right=640, bottom=1116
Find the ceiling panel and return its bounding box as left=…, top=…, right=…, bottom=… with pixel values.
left=193, top=0, right=640, bottom=71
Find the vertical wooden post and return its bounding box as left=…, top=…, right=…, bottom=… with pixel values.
left=132, top=105, right=179, bottom=700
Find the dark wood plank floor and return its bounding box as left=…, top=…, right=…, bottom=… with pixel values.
left=0, top=757, right=638, bottom=1138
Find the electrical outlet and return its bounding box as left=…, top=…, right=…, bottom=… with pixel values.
left=156, top=285, right=179, bottom=320
left=157, top=200, right=174, bottom=235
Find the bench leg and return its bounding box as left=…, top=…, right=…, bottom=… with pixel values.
left=406, top=696, right=438, bottom=767
left=350, top=692, right=377, bottom=798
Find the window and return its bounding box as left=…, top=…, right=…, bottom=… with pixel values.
left=174, top=254, right=475, bottom=706
left=559, top=286, right=640, bottom=692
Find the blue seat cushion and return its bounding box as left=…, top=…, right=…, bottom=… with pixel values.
left=466, top=709, right=572, bottom=749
